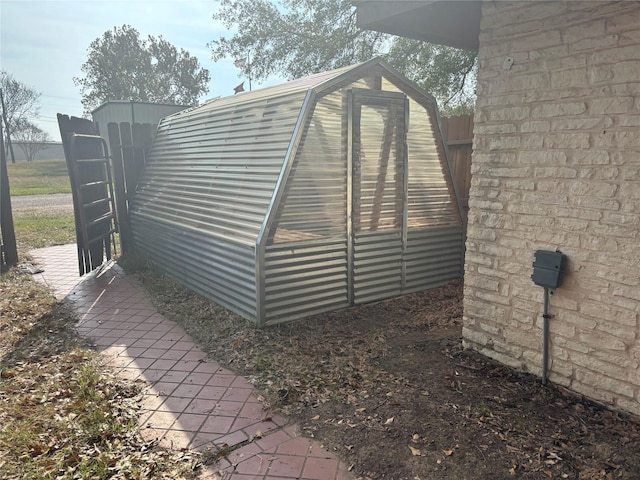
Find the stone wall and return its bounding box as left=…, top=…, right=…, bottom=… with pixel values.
left=464, top=1, right=640, bottom=415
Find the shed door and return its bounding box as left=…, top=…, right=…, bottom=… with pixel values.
left=349, top=89, right=408, bottom=305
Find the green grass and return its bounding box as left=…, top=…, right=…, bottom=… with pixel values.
left=6, top=158, right=76, bottom=251
left=7, top=159, right=71, bottom=195
left=12, top=211, right=76, bottom=251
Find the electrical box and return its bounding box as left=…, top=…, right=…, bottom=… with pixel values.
left=531, top=250, right=567, bottom=289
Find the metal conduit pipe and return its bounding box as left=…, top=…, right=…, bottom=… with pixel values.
left=542, top=286, right=550, bottom=386
left=531, top=249, right=567, bottom=387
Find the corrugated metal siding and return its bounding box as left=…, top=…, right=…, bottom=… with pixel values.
left=353, top=231, right=403, bottom=304
left=353, top=226, right=463, bottom=305
left=128, top=59, right=465, bottom=325
left=263, top=240, right=349, bottom=325
left=132, top=90, right=308, bottom=245
left=404, top=225, right=464, bottom=291
left=130, top=90, right=309, bottom=324
left=132, top=218, right=258, bottom=320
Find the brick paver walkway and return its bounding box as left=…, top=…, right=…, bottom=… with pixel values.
left=30, top=244, right=355, bottom=480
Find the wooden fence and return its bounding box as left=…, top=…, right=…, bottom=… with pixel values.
left=57, top=115, right=156, bottom=275
left=101, top=122, right=155, bottom=255
left=441, top=114, right=473, bottom=221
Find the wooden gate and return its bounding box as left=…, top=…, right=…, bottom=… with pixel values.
left=58, top=114, right=116, bottom=275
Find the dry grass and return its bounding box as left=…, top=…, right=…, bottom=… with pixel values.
left=118, top=253, right=457, bottom=415
left=7, top=159, right=71, bottom=196
left=0, top=270, right=203, bottom=479
left=121, top=254, right=640, bottom=480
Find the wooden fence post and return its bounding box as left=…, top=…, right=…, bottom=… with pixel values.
left=107, top=122, right=133, bottom=255
left=106, top=121, right=156, bottom=255
left=441, top=114, right=474, bottom=222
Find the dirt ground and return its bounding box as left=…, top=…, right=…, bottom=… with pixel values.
left=134, top=272, right=640, bottom=480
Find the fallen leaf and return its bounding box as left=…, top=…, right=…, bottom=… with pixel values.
left=543, top=471, right=552, bottom=478
left=385, top=417, right=394, bottom=425
left=443, top=449, right=454, bottom=456
left=412, top=434, right=420, bottom=442
left=255, top=430, right=263, bottom=438
left=408, top=445, right=422, bottom=456
left=311, top=415, right=320, bottom=421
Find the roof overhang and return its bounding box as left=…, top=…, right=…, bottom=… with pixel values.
left=355, top=1, right=482, bottom=51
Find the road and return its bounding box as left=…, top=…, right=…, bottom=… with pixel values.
left=10, top=193, right=74, bottom=214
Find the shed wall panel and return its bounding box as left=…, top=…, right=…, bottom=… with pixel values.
left=404, top=225, right=464, bottom=290
left=132, top=91, right=307, bottom=245
left=132, top=218, right=258, bottom=320
left=381, top=79, right=461, bottom=226
left=353, top=231, right=404, bottom=304
left=264, top=240, right=349, bottom=325
left=270, top=90, right=348, bottom=243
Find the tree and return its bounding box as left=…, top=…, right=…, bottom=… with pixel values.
left=386, top=38, right=477, bottom=114
left=75, top=25, right=211, bottom=113
left=0, top=71, right=42, bottom=163
left=13, top=120, right=51, bottom=162
left=210, top=0, right=477, bottom=113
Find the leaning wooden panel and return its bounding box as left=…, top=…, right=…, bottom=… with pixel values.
left=58, top=115, right=116, bottom=275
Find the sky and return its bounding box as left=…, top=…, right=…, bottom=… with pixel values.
left=1, top=0, right=283, bottom=141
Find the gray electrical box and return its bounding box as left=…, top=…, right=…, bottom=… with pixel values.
left=531, top=250, right=567, bottom=289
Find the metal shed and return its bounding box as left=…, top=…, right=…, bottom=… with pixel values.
left=130, top=58, right=465, bottom=326
left=91, top=100, right=188, bottom=149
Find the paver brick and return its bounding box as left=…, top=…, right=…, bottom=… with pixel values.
left=30, top=245, right=355, bottom=480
